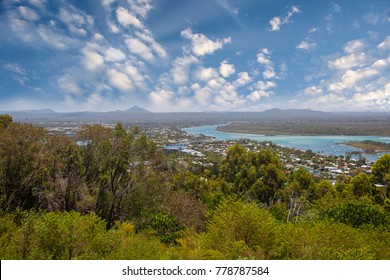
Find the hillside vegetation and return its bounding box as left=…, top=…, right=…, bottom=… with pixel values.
left=1, top=114, right=390, bottom=260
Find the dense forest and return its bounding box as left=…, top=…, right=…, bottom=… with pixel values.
left=1, top=114, right=390, bottom=260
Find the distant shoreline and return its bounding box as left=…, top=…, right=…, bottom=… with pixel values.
left=216, top=122, right=390, bottom=137
left=340, top=141, right=390, bottom=154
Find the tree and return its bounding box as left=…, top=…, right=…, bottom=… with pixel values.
left=0, top=123, right=46, bottom=212
left=351, top=172, right=373, bottom=198
left=0, top=114, right=13, bottom=129
left=372, top=154, right=390, bottom=187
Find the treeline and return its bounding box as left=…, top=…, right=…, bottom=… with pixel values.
left=1, top=114, right=390, bottom=259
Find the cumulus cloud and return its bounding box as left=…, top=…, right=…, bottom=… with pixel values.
left=181, top=28, right=231, bottom=56
left=105, top=47, right=126, bottom=62
left=107, top=21, right=120, bottom=33
left=269, top=17, right=282, bottom=31
left=127, top=0, right=153, bottom=18
left=194, top=66, right=219, bottom=82
left=219, top=60, right=235, bottom=77
left=59, top=7, right=91, bottom=27
left=116, top=7, right=143, bottom=29
left=344, top=39, right=365, bottom=53
left=82, top=48, right=104, bottom=71
left=248, top=90, right=272, bottom=101
left=234, top=72, right=252, bottom=87
left=125, top=37, right=154, bottom=61
left=269, top=5, right=301, bottom=31
left=328, top=53, right=367, bottom=70
left=378, top=36, right=390, bottom=50
left=28, top=0, right=46, bottom=8
left=18, top=6, right=40, bottom=21
left=150, top=89, right=174, bottom=106
left=134, top=30, right=167, bottom=59
left=339, top=57, right=387, bottom=89
left=102, top=0, right=115, bottom=7
left=170, top=55, right=199, bottom=85
left=296, top=40, right=316, bottom=50
left=257, top=49, right=276, bottom=79
left=125, top=64, right=146, bottom=88
left=107, top=68, right=133, bottom=91
left=37, top=25, right=76, bottom=50
left=298, top=35, right=390, bottom=111
left=58, top=75, right=83, bottom=95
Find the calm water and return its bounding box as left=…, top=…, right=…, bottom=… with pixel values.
left=183, top=124, right=390, bottom=162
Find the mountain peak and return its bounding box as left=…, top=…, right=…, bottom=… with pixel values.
left=125, top=106, right=151, bottom=113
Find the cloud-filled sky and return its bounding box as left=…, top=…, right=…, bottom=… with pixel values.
left=0, top=0, right=389, bottom=112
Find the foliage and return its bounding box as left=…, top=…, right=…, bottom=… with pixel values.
left=1, top=121, right=390, bottom=260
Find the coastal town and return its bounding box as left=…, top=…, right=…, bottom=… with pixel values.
left=42, top=121, right=381, bottom=185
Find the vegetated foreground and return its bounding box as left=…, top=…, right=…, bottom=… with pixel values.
left=0, top=114, right=390, bottom=260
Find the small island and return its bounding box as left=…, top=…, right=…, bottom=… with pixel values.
left=342, top=140, right=390, bottom=154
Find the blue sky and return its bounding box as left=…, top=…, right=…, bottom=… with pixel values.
left=0, top=0, right=389, bottom=112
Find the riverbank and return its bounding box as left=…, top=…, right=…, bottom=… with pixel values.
left=342, top=140, right=390, bottom=154
left=216, top=122, right=390, bottom=136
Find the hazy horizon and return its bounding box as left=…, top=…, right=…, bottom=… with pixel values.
left=1, top=0, right=389, bottom=112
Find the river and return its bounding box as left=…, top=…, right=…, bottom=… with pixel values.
left=183, top=124, right=390, bottom=162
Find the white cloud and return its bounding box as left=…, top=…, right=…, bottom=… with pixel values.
left=127, top=0, right=153, bottom=18
left=304, top=86, right=322, bottom=96
left=248, top=90, right=272, bottom=102
left=170, top=55, right=199, bottom=85
left=268, top=6, right=301, bottom=31
left=378, top=36, right=390, bottom=50
left=58, top=75, right=82, bottom=95
left=125, top=37, right=154, bottom=61
left=105, top=47, right=126, bottom=62
left=193, top=86, right=212, bottom=106
left=296, top=40, right=316, bottom=50
left=257, top=48, right=271, bottom=65
left=10, top=18, right=35, bottom=42
left=252, top=81, right=276, bottom=91
left=85, top=93, right=103, bottom=109
left=219, top=60, right=235, bottom=77
left=28, top=0, right=46, bottom=8
left=194, top=66, right=219, bottom=82
left=328, top=53, right=367, bottom=70
left=93, top=33, right=104, bottom=41
left=69, top=25, right=87, bottom=36
left=263, top=69, right=276, bottom=79
left=82, top=48, right=104, bottom=71
left=234, top=72, right=252, bottom=87
left=297, top=36, right=390, bottom=111
left=107, top=68, right=133, bottom=91
left=37, top=25, right=75, bottom=50
left=257, top=49, right=276, bottom=79
left=59, top=8, right=86, bottom=27
left=150, top=89, right=174, bottom=106
left=344, top=39, right=365, bottom=53
left=269, top=17, right=282, bottom=31
left=125, top=64, right=146, bottom=88
left=107, top=21, right=120, bottom=33
left=135, top=30, right=167, bottom=59
left=18, top=6, right=39, bottom=21
left=102, top=0, right=115, bottom=7
left=116, top=7, right=143, bottom=29
left=181, top=28, right=231, bottom=56
left=3, top=63, right=26, bottom=76
left=339, top=58, right=388, bottom=88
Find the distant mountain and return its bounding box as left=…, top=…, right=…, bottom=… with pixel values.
left=125, top=106, right=151, bottom=113
left=261, top=108, right=331, bottom=119
left=1, top=109, right=57, bottom=114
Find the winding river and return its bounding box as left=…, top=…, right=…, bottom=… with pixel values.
left=183, top=124, right=390, bottom=162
